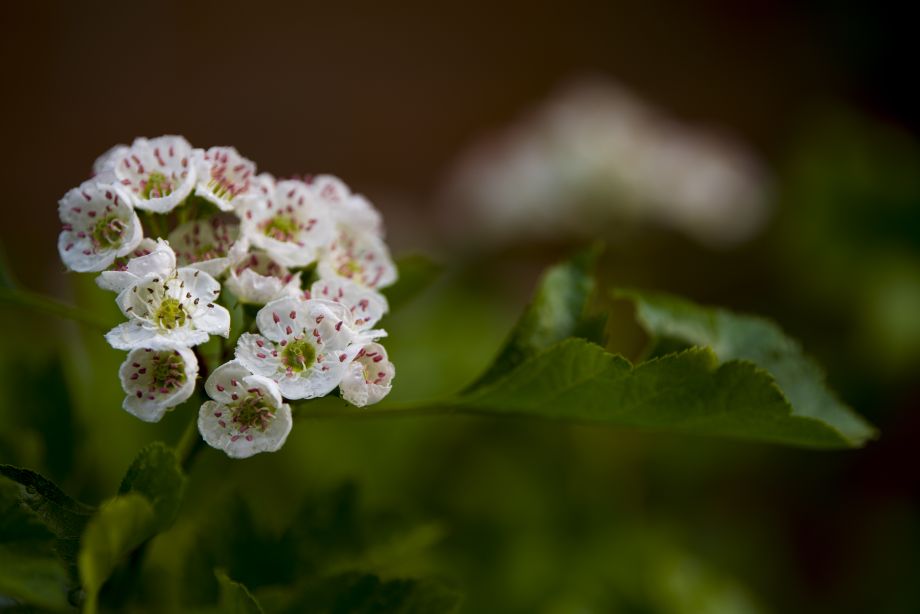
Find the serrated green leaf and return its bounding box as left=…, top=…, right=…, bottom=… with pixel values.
left=215, top=570, right=264, bottom=614
left=448, top=338, right=861, bottom=448
left=118, top=442, right=186, bottom=533
left=618, top=288, right=876, bottom=445
left=273, top=573, right=462, bottom=614
left=382, top=254, right=442, bottom=313
left=470, top=245, right=601, bottom=389
left=78, top=494, right=156, bottom=614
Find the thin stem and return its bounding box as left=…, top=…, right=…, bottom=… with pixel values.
left=176, top=405, right=206, bottom=472
left=0, top=286, right=111, bottom=330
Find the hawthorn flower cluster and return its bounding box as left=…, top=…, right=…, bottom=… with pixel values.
left=57, top=136, right=397, bottom=458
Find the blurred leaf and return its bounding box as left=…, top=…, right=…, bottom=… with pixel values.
left=0, top=464, right=93, bottom=541
left=215, top=570, right=264, bottom=614
left=383, top=254, right=442, bottom=313
left=78, top=494, right=156, bottom=614
left=118, top=442, right=187, bottom=533
left=470, top=244, right=601, bottom=389
left=619, top=288, right=876, bottom=445
left=0, top=481, right=72, bottom=611
left=272, top=573, right=462, bottom=614
left=445, top=338, right=866, bottom=448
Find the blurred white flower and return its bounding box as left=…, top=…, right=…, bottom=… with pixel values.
left=168, top=215, right=241, bottom=277
left=340, top=342, right=395, bottom=407
left=192, top=146, right=257, bottom=211
left=198, top=360, right=291, bottom=459
left=235, top=297, right=383, bottom=400
left=96, top=238, right=176, bottom=293
left=309, top=174, right=383, bottom=236
left=105, top=268, right=230, bottom=350
left=95, top=135, right=196, bottom=213
left=441, top=78, right=771, bottom=247
left=57, top=181, right=143, bottom=272
left=119, top=346, right=198, bottom=423
left=236, top=178, right=334, bottom=267
left=317, top=226, right=398, bottom=289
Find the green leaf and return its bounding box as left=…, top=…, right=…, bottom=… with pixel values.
left=0, top=465, right=94, bottom=541
left=273, top=573, right=462, bottom=614
left=618, top=288, right=876, bottom=446
left=118, top=442, right=187, bottom=533
left=215, top=570, right=264, bottom=614
left=78, top=494, right=156, bottom=614
left=0, top=480, right=72, bottom=611
left=446, top=338, right=865, bottom=448
left=470, top=245, right=601, bottom=389
left=382, top=254, right=442, bottom=313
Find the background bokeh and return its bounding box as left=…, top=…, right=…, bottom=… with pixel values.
left=1, top=1, right=918, bottom=612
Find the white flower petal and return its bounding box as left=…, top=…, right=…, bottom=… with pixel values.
left=317, top=227, right=397, bottom=289
left=58, top=181, right=143, bottom=273
left=168, top=215, right=239, bottom=276
left=199, top=362, right=290, bottom=459
left=110, top=136, right=196, bottom=213
left=340, top=343, right=395, bottom=407
left=193, top=146, right=257, bottom=211
left=309, top=277, right=389, bottom=330
left=237, top=179, right=334, bottom=268
left=96, top=238, right=176, bottom=293
left=310, top=174, right=383, bottom=236
left=119, top=346, right=197, bottom=422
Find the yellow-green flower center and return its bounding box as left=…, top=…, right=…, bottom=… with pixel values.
left=152, top=352, right=187, bottom=389
left=282, top=338, right=316, bottom=372
left=92, top=215, right=127, bottom=249
left=233, top=395, right=274, bottom=431
left=142, top=172, right=172, bottom=199
left=263, top=215, right=299, bottom=241
left=155, top=298, right=187, bottom=330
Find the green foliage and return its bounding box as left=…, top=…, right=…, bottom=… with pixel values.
left=382, top=254, right=442, bottom=313
left=619, top=288, right=877, bottom=445
left=119, top=442, right=187, bottom=533
left=470, top=244, right=601, bottom=389
left=215, top=570, right=265, bottom=614
left=267, top=573, right=462, bottom=614
left=78, top=493, right=156, bottom=613
left=0, top=480, right=73, bottom=611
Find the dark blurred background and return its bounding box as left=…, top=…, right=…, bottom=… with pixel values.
left=2, top=1, right=919, bottom=612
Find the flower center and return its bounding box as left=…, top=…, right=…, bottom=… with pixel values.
left=155, top=297, right=187, bottom=330
left=151, top=351, right=186, bottom=390
left=91, top=215, right=127, bottom=249
left=141, top=171, right=173, bottom=199
left=282, top=338, right=316, bottom=372
left=232, top=395, right=274, bottom=432
left=338, top=259, right=362, bottom=278
left=263, top=215, right=300, bottom=241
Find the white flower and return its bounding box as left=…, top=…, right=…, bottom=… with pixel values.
left=58, top=181, right=143, bottom=272
left=309, top=174, right=383, bottom=236
left=308, top=277, right=388, bottom=330
left=167, top=214, right=241, bottom=277
left=340, top=342, right=395, bottom=407
left=224, top=245, right=301, bottom=305
left=236, top=179, right=334, bottom=267
left=317, top=226, right=398, bottom=289
left=119, top=346, right=198, bottom=422
left=105, top=267, right=230, bottom=350
left=192, top=146, right=257, bottom=212
left=95, top=136, right=196, bottom=213
left=198, top=360, right=292, bottom=459
left=235, top=297, right=383, bottom=399
left=96, top=238, right=176, bottom=293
